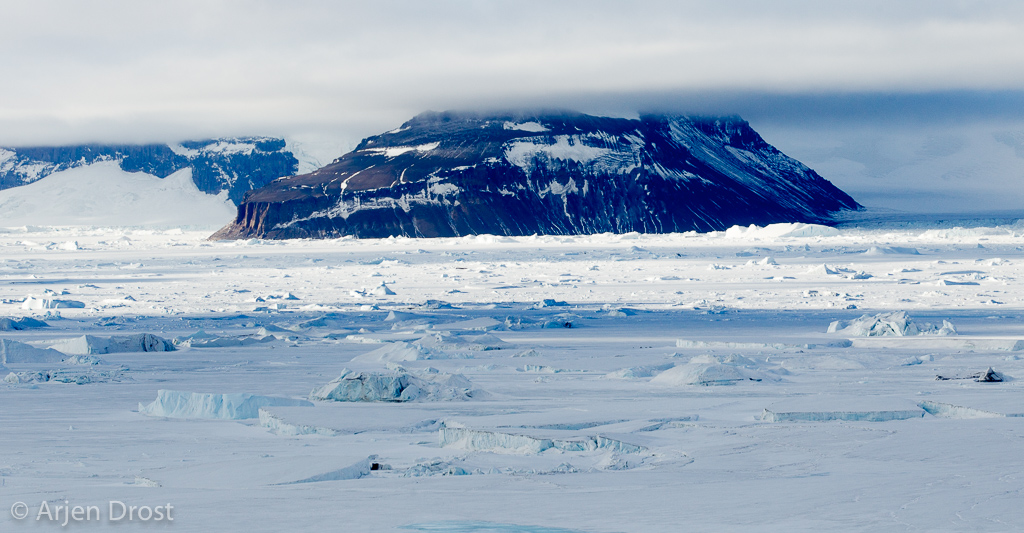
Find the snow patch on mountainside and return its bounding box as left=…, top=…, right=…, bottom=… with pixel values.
left=362, top=142, right=440, bottom=158
left=0, top=161, right=235, bottom=227
left=504, top=136, right=614, bottom=170
left=503, top=121, right=549, bottom=132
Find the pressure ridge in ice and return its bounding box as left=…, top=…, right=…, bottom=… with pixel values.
left=0, top=316, right=48, bottom=331
left=827, top=311, right=956, bottom=337
left=139, top=390, right=313, bottom=419
left=284, top=456, right=376, bottom=484
left=650, top=354, right=782, bottom=386
left=22, top=296, right=85, bottom=310
left=723, top=223, right=840, bottom=239
left=439, top=426, right=646, bottom=455
left=604, top=363, right=675, bottom=379
left=309, top=368, right=484, bottom=402
left=762, top=409, right=924, bottom=423
left=353, top=341, right=441, bottom=363
left=173, top=330, right=277, bottom=348
left=413, top=332, right=509, bottom=351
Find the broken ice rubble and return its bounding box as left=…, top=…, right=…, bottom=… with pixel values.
left=650, top=354, right=783, bottom=386
left=351, top=341, right=442, bottom=363
left=440, top=426, right=646, bottom=455
left=0, top=316, right=49, bottom=331
left=761, top=409, right=924, bottom=423
left=827, top=311, right=956, bottom=337
left=173, top=330, right=276, bottom=348
left=21, top=296, right=85, bottom=310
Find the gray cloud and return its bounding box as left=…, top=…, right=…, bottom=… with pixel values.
left=3, top=1, right=1024, bottom=144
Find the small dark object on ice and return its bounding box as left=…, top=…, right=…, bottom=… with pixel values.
left=935, top=367, right=1004, bottom=382
left=976, top=367, right=1004, bottom=382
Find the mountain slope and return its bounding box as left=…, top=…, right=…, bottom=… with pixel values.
left=0, top=137, right=299, bottom=205
left=0, top=161, right=235, bottom=227
left=211, top=111, right=862, bottom=239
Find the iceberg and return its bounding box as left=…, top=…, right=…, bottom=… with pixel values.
left=139, top=390, right=312, bottom=420
left=0, top=339, right=67, bottom=364
left=50, top=334, right=174, bottom=355
left=310, top=368, right=484, bottom=402
left=827, top=311, right=956, bottom=337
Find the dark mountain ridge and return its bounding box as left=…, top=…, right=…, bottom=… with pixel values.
left=0, top=138, right=298, bottom=205
left=208, top=111, right=861, bottom=239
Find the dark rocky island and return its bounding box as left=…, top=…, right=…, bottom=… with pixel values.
left=212, top=111, right=860, bottom=239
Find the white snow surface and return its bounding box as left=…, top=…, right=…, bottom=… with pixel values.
left=0, top=161, right=235, bottom=227
left=2, top=219, right=1024, bottom=531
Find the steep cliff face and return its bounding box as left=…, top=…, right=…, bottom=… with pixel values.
left=212, top=112, right=861, bottom=239
left=0, top=138, right=298, bottom=204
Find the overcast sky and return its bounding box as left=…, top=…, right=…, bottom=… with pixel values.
left=3, top=1, right=1024, bottom=211
left=2, top=0, right=1024, bottom=144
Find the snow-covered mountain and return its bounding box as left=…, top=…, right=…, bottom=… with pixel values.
left=212, top=111, right=861, bottom=239
left=0, top=161, right=235, bottom=227
left=0, top=137, right=299, bottom=205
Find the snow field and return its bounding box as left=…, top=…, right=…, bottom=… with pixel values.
left=1, top=220, right=1024, bottom=531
